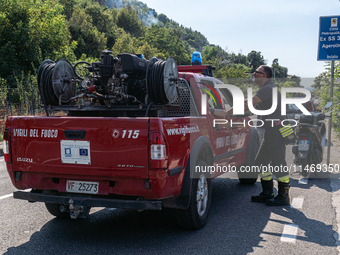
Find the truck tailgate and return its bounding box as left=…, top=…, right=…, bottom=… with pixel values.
left=10, top=116, right=149, bottom=179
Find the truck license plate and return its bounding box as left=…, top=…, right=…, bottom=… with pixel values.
left=66, top=180, right=99, bottom=194
left=298, top=140, right=309, bottom=151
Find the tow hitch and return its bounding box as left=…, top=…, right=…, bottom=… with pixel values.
left=68, top=199, right=89, bottom=219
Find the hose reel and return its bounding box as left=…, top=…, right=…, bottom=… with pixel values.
left=52, top=59, right=77, bottom=103
left=37, top=59, right=76, bottom=105
left=146, top=57, right=178, bottom=104
left=37, top=52, right=179, bottom=109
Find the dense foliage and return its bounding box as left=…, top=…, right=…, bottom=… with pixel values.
left=0, top=0, right=292, bottom=83
left=0, top=0, right=75, bottom=81
left=312, top=62, right=340, bottom=133
left=0, top=0, right=300, bottom=117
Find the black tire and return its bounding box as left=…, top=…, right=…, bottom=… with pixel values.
left=175, top=161, right=212, bottom=230
left=45, top=203, right=70, bottom=218
left=301, top=158, right=309, bottom=177
left=238, top=132, right=259, bottom=184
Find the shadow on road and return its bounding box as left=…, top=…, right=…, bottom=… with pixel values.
left=4, top=178, right=336, bottom=255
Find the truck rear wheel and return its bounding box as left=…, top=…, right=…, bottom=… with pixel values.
left=175, top=161, right=212, bottom=230
left=238, top=132, right=259, bottom=184
left=45, top=203, right=70, bottom=218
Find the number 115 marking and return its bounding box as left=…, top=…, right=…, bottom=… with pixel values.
left=122, top=130, right=140, bottom=139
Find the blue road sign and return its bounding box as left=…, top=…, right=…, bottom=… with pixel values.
left=318, top=16, right=340, bottom=61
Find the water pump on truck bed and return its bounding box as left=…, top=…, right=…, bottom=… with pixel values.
left=37, top=50, right=180, bottom=117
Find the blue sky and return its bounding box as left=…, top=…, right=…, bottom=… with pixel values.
left=141, top=0, right=339, bottom=81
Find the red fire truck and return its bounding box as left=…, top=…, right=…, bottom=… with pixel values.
left=3, top=52, right=259, bottom=229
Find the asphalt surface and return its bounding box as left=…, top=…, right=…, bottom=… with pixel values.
left=1, top=129, right=340, bottom=254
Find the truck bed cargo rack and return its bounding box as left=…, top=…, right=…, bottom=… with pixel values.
left=45, top=79, right=199, bottom=117
left=49, top=104, right=180, bottom=117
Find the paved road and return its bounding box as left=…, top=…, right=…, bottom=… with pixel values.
left=0, top=144, right=339, bottom=255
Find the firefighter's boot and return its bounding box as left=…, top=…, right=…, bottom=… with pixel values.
left=251, top=179, right=274, bottom=202
left=266, top=182, right=290, bottom=206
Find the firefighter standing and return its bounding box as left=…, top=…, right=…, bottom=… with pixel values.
left=225, top=65, right=290, bottom=206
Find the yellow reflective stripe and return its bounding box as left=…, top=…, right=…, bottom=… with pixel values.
left=261, top=175, right=272, bottom=181
left=280, top=127, right=293, bottom=133
left=281, top=126, right=293, bottom=132
left=284, top=130, right=294, bottom=136
left=260, top=172, right=272, bottom=180
left=279, top=125, right=291, bottom=132
left=282, top=129, right=294, bottom=136
left=279, top=125, right=294, bottom=137
left=277, top=175, right=290, bottom=183
left=281, top=129, right=294, bottom=137
left=279, top=124, right=292, bottom=129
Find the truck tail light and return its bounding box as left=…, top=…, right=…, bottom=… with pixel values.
left=3, top=128, right=11, bottom=163
left=149, top=132, right=168, bottom=169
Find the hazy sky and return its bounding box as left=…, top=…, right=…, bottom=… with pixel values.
left=140, top=0, right=339, bottom=80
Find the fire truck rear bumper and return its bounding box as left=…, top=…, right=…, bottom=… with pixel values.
left=13, top=191, right=162, bottom=210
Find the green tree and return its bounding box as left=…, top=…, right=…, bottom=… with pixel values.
left=69, top=6, right=107, bottom=58
left=58, top=0, right=76, bottom=20
left=85, top=2, right=118, bottom=49
left=136, top=42, right=158, bottom=59
left=111, top=29, right=137, bottom=55
left=201, top=45, right=251, bottom=79
left=312, top=61, right=340, bottom=133
left=215, top=65, right=250, bottom=79
left=117, top=6, right=144, bottom=38
left=142, top=25, right=190, bottom=65
left=0, top=78, right=8, bottom=109
left=0, top=0, right=74, bottom=85
left=271, top=58, right=288, bottom=78
left=229, top=52, right=248, bottom=66
left=290, top=75, right=301, bottom=87
left=157, top=13, right=170, bottom=25
left=201, top=45, right=229, bottom=66
left=247, top=50, right=266, bottom=72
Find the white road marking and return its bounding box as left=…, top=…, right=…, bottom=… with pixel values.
left=0, top=189, right=31, bottom=201
left=290, top=197, right=304, bottom=209
left=0, top=193, right=12, bottom=200
left=281, top=224, right=299, bottom=243
left=0, top=157, right=4, bottom=162
left=298, top=177, right=308, bottom=185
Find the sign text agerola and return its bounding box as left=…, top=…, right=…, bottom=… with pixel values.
left=318, top=16, right=340, bottom=61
